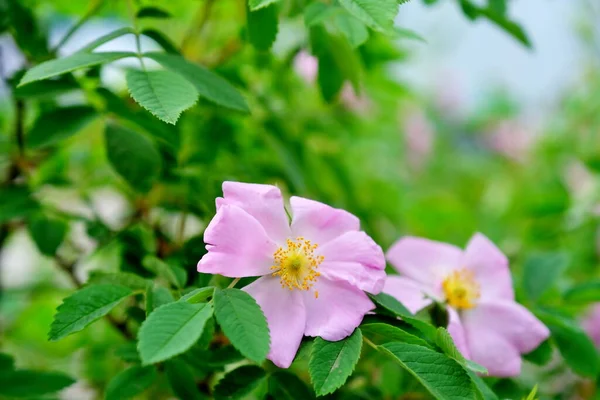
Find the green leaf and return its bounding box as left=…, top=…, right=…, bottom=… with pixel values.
left=105, top=365, right=157, bottom=400
left=145, top=52, right=249, bottom=112
left=180, top=287, right=215, bottom=303
left=146, top=285, right=175, bottom=314
left=115, top=343, right=141, bottom=363
left=360, top=323, right=433, bottom=348
left=332, top=12, right=369, bottom=48
left=524, top=384, right=538, bottom=400
left=304, top=2, right=337, bottom=26
left=381, top=342, right=477, bottom=400
left=536, top=310, right=600, bottom=377
left=165, top=359, right=203, bottom=400
left=268, top=371, right=315, bottom=400
left=369, top=292, right=412, bottom=317
left=435, top=327, right=488, bottom=374
left=309, top=329, right=362, bottom=396
left=141, top=29, right=180, bottom=54
left=19, top=52, right=135, bottom=86
left=27, top=106, right=98, bottom=149
left=564, top=281, right=600, bottom=304
left=0, top=353, right=15, bottom=371
left=338, top=0, right=398, bottom=33
left=247, top=3, right=278, bottom=51
left=468, top=371, right=499, bottom=400
left=213, top=288, right=270, bottom=363
left=137, top=6, right=171, bottom=19
left=138, top=301, right=214, bottom=365
left=49, top=284, right=133, bottom=341
left=76, top=27, right=135, bottom=53
left=27, top=213, right=68, bottom=256
left=0, top=187, right=39, bottom=223
left=88, top=271, right=150, bottom=291
left=249, top=0, right=279, bottom=11
left=126, top=69, right=198, bottom=125
left=104, top=122, right=162, bottom=192
left=0, top=370, right=75, bottom=397
left=14, top=75, right=79, bottom=99
left=522, top=251, right=569, bottom=302
left=523, top=339, right=552, bottom=366
left=394, top=26, right=427, bottom=42
left=143, top=255, right=186, bottom=288
left=214, top=365, right=267, bottom=400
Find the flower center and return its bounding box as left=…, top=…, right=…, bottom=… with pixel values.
left=442, top=269, right=481, bottom=310
left=271, top=237, right=324, bottom=293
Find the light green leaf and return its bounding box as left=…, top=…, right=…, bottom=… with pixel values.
left=28, top=213, right=68, bottom=256
left=180, top=287, right=215, bottom=303
left=304, top=2, right=337, bottom=26
left=338, top=0, right=398, bottom=33
left=76, top=27, right=135, bottom=53
left=309, top=329, right=362, bottom=396
left=137, top=6, right=171, bottom=19
left=104, top=122, right=162, bottom=193
left=536, top=310, right=600, bottom=377
left=49, top=284, right=133, bottom=341
left=524, top=384, right=538, bottom=400
left=145, top=52, right=249, bottom=112
left=165, top=359, right=203, bottom=400
left=268, top=371, right=315, bottom=400
left=88, top=271, right=150, bottom=291
left=214, top=365, right=267, bottom=400
left=360, top=323, right=433, bottom=348
left=332, top=12, right=369, bottom=48
left=19, top=52, right=135, bottom=86
left=27, top=106, right=97, bottom=149
left=247, top=3, right=278, bottom=51
left=381, top=342, right=477, bottom=400
left=435, top=327, right=488, bottom=374
left=249, top=0, right=279, bottom=11
left=126, top=69, right=198, bottom=125
left=138, top=301, right=214, bottom=365
left=0, top=370, right=75, bottom=397
left=105, top=365, right=157, bottom=400
left=523, top=251, right=569, bottom=302
left=213, top=288, right=270, bottom=363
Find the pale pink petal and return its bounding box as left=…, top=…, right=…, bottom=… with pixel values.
left=243, top=276, right=306, bottom=368
left=582, top=304, right=600, bottom=347
left=462, top=233, right=514, bottom=301
left=303, top=278, right=374, bottom=341
left=386, top=236, right=462, bottom=288
left=383, top=275, right=433, bottom=314
left=461, top=318, right=522, bottom=377
left=218, top=181, right=291, bottom=243
left=198, top=205, right=277, bottom=277
left=462, top=300, right=549, bottom=354
left=317, top=231, right=386, bottom=293
left=447, top=307, right=471, bottom=359
left=289, top=196, right=359, bottom=244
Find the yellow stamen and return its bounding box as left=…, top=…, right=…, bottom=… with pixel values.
left=271, top=237, right=324, bottom=293
left=442, top=269, right=480, bottom=310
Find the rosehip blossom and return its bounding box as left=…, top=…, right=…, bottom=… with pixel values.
left=383, top=233, right=550, bottom=377
left=197, top=182, right=386, bottom=368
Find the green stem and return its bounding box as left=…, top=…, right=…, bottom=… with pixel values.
left=53, top=0, right=104, bottom=52
left=127, top=0, right=146, bottom=69
left=227, top=278, right=241, bottom=289
left=363, top=336, right=379, bottom=351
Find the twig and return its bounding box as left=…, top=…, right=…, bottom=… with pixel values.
left=227, top=278, right=241, bottom=289
left=181, top=0, right=215, bottom=56
left=14, top=99, right=25, bottom=158
left=52, top=0, right=104, bottom=52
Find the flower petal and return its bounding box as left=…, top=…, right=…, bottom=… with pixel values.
left=317, top=231, right=385, bottom=293
left=218, top=181, right=291, bottom=243
left=198, top=204, right=278, bottom=277
left=462, top=233, right=514, bottom=301
left=386, top=236, right=462, bottom=288
left=303, top=278, right=374, bottom=341
left=243, top=276, right=306, bottom=368
left=383, top=275, right=433, bottom=314
left=447, top=307, right=471, bottom=359
left=582, top=304, right=600, bottom=347
left=289, top=196, right=359, bottom=244
left=462, top=300, right=550, bottom=354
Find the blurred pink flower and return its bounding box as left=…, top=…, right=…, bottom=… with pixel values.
left=383, top=233, right=550, bottom=377
left=485, top=120, right=535, bottom=162
left=340, top=83, right=371, bottom=113
left=293, top=50, right=318, bottom=83
left=582, top=304, right=600, bottom=347
left=402, top=109, right=434, bottom=169
left=197, top=182, right=386, bottom=368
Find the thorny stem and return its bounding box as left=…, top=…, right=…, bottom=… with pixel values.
left=52, top=0, right=104, bottom=52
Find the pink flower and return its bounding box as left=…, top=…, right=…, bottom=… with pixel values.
left=198, top=182, right=386, bottom=368
left=582, top=304, right=600, bottom=347
left=293, top=50, right=318, bottom=84
left=383, top=233, right=550, bottom=377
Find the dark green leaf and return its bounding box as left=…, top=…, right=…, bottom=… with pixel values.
left=115, top=343, right=141, bottom=363
left=468, top=371, right=499, bottom=400
left=522, top=251, right=569, bottom=302
left=247, top=3, right=278, bottom=51
left=564, top=281, right=600, bottom=304
left=180, top=287, right=215, bottom=303
left=369, top=292, right=412, bottom=318
left=28, top=213, right=68, bottom=256
left=143, top=255, right=186, bottom=288
left=49, top=284, right=133, bottom=341
left=214, top=365, right=267, bottom=400
left=213, top=288, right=270, bottom=363
left=165, top=359, right=203, bottom=400
left=105, top=365, right=157, bottom=400
left=0, top=353, right=15, bottom=371
left=146, top=285, right=175, bottom=314
left=360, top=323, right=432, bottom=348
left=27, top=106, right=97, bottom=149
left=268, top=371, right=315, bottom=400
left=0, top=370, right=75, bottom=397
left=88, top=271, right=150, bottom=291
left=309, top=329, right=362, bottom=396
left=523, top=339, right=553, bottom=366
left=141, top=29, right=180, bottom=54
left=13, top=75, right=79, bottom=99
left=137, top=6, right=171, bottom=19
left=0, top=187, right=39, bottom=223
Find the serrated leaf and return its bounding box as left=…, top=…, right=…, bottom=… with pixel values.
left=381, top=342, right=477, bottom=400
left=165, top=359, right=203, bottom=400
left=76, top=27, right=135, bottom=53
left=309, top=329, right=362, bottom=396
left=338, top=0, right=398, bottom=33
left=105, top=365, right=157, bottom=400
left=28, top=213, right=68, bottom=256
left=146, top=285, right=175, bottom=314
left=332, top=12, right=369, bottom=48
left=304, top=2, right=337, bottom=26
left=145, top=52, right=249, bottom=112
left=369, top=292, right=412, bottom=317
left=104, top=122, right=162, bottom=193
left=27, top=106, right=97, bottom=149
left=180, top=287, right=215, bottom=303
left=126, top=69, right=198, bottom=124
left=360, top=323, right=432, bottom=348
left=138, top=301, right=214, bottom=365
left=0, top=370, right=75, bottom=397
left=214, top=365, right=267, bottom=400
left=19, top=52, right=135, bottom=86
left=49, top=284, right=133, bottom=341
left=523, top=251, right=569, bottom=302
left=249, top=0, right=279, bottom=11
left=468, top=371, right=498, bottom=400
left=269, top=371, right=315, bottom=400
left=434, top=327, right=488, bottom=374
left=137, top=6, right=171, bottom=19
left=247, top=3, right=278, bottom=51
left=536, top=310, right=600, bottom=377
left=88, top=271, right=150, bottom=291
